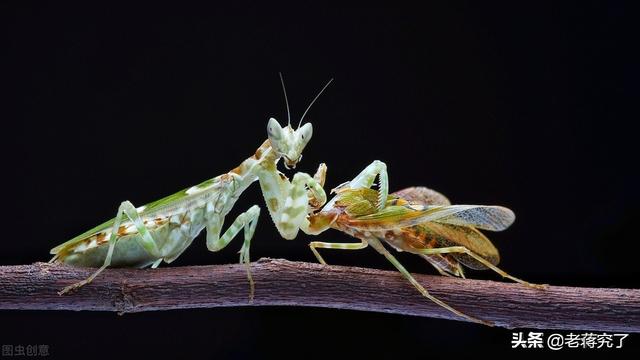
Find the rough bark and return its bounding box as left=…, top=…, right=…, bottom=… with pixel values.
left=0, top=258, right=638, bottom=332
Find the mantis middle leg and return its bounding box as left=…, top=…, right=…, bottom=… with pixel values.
left=205, top=204, right=261, bottom=301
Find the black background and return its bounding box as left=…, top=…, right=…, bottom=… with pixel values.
left=2, top=2, right=638, bottom=358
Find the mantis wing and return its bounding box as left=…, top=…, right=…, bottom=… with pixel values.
left=50, top=176, right=223, bottom=255
left=50, top=218, right=117, bottom=255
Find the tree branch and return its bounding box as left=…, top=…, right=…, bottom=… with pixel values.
left=0, top=258, right=637, bottom=332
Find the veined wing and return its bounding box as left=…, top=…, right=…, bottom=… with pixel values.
left=345, top=204, right=515, bottom=231
left=50, top=218, right=117, bottom=255
left=139, top=175, right=223, bottom=215
left=417, top=222, right=500, bottom=269
left=429, top=205, right=515, bottom=231
left=392, top=187, right=514, bottom=230
left=342, top=205, right=445, bottom=230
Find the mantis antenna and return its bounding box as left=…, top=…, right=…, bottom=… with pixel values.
left=298, top=78, right=334, bottom=129
left=279, top=72, right=292, bottom=127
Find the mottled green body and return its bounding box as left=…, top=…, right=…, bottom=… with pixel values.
left=52, top=112, right=328, bottom=295
left=52, top=163, right=256, bottom=268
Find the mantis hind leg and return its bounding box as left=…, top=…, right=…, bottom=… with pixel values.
left=58, top=200, right=162, bottom=295
left=308, top=239, right=368, bottom=265
left=417, top=246, right=547, bottom=289
left=366, top=237, right=493, bottom=326
left=206, top=205, right=261, bottom=301
left=150, top=258, right=163, bottom=269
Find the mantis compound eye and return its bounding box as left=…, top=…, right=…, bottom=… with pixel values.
left=298, top=123, right=312, bottom=144
left=267, top=118, right=284, bottom=140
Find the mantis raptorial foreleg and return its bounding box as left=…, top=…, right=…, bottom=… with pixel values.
left=308, top=163, right=327, bottom=210
left=302, top=160, right=391, bottom=236
left=206, top=204, right=261, bottom=300
left=417, top=246, right=547, bottom=289
left=59, top=200, right=162, bottom=295
left=258, top=163, right=327, bottom=240
left=308, top=239, right=369, bottom=265
left=365, top=237, right=492, bottom=326
left=344, top=160, right=389, bottom=210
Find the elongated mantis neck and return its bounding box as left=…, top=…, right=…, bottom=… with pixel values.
left=229, top=139, right=279, bottom=180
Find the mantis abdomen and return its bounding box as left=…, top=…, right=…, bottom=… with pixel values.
left=55, top=205, right=209, bottom=268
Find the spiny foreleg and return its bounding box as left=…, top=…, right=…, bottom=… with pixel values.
left=303, top=160, right=391, bottom=236
left=259, top=164, right=326, bottom=240
left=341, top=160, right=389, bottom=210
left=308, top=163, right=327, bottom=210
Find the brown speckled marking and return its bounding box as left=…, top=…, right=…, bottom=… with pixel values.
left=268, top=198, right=279, bottom=211
left=254, top=146, right=263, bottom=159
left=230, top=166, right=243, bottom=175
left=230, top=140, right=271, bottom=175
left=180, top=212, right=189, bottom=225
left=219, top=173, right=233, bottom=183
left=96, top=232, right=108, bottom=246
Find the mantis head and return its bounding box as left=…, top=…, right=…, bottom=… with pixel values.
left=267, top=118, right=312, bottom=169
left=269, top=73, right=333, bottom=169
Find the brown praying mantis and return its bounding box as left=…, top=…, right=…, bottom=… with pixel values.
left=303, top=160, right=547, bottom=326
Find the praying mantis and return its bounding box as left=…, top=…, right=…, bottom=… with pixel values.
left=49, top=76, right=543, bottom=326
left=50, top=75, right=332, bottom=297
left=302, top=160, right=547, bottom=325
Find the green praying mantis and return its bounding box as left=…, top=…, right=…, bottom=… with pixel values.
left=50, top=75, right=545, bottom=325
left=50, top=75, right=332, bottom=297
